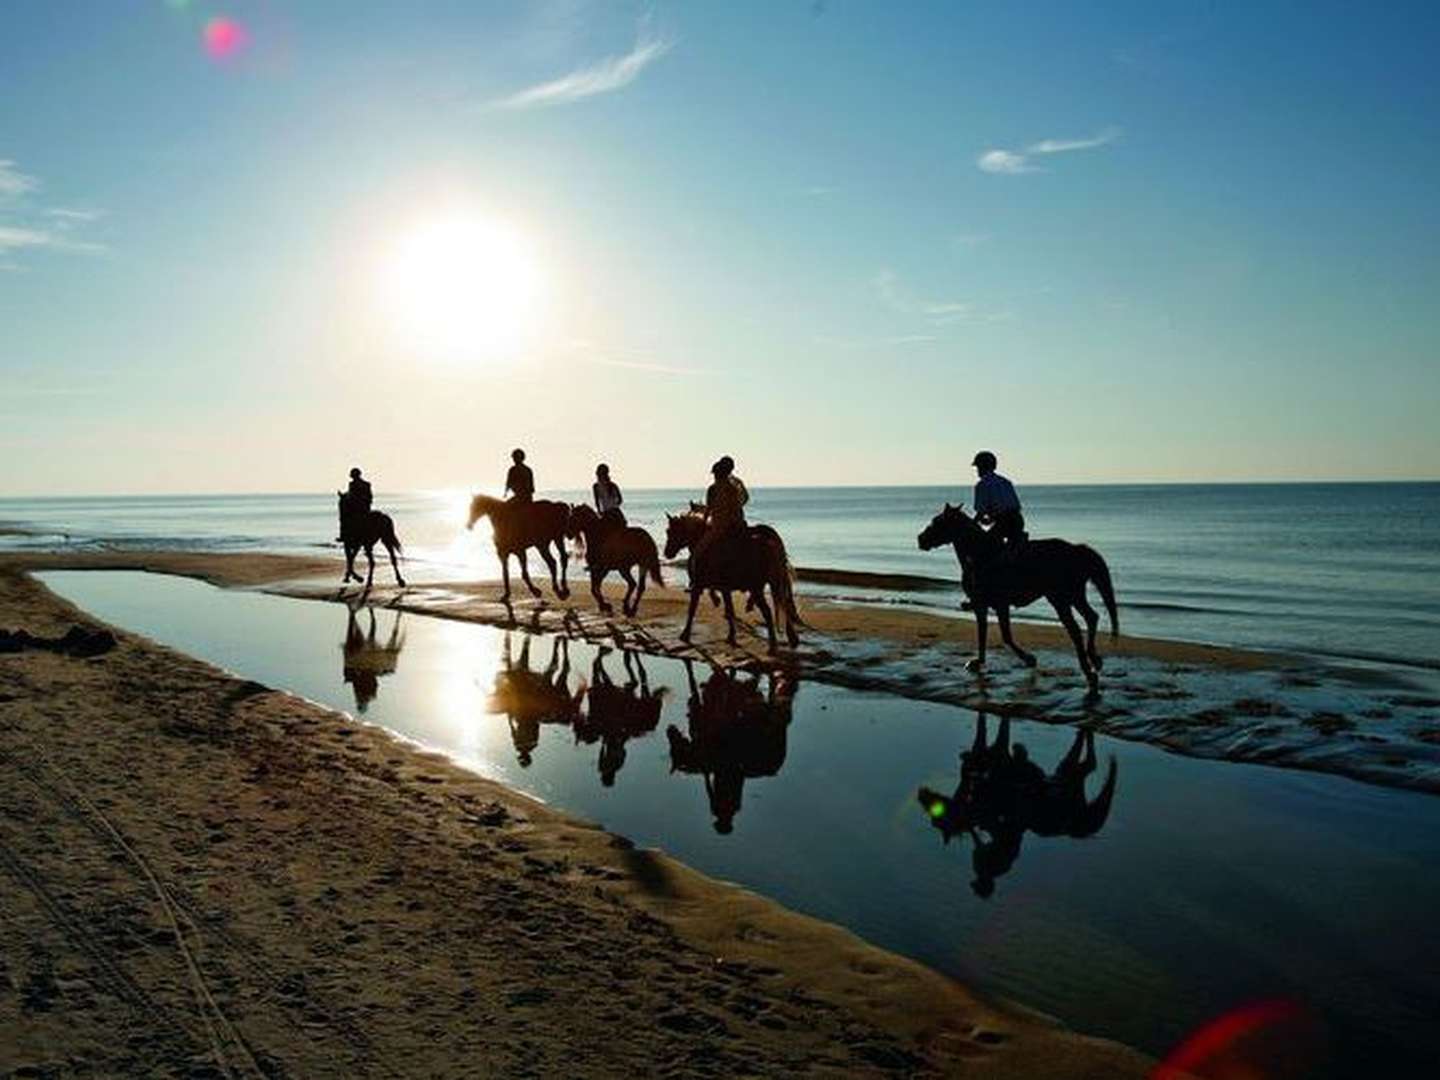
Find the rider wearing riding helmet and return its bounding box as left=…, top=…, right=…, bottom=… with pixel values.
left=695, top=455, right=749, bottom=570
left=972, top=450, right=1026, bottom=550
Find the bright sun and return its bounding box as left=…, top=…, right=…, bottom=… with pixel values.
left=377, top=215, right=543, bottom=363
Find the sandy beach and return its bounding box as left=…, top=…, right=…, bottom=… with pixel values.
left=1, top=561, right=1157, bottom=1077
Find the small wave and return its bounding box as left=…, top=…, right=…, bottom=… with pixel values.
left=794, top=567, right=956, bottom=593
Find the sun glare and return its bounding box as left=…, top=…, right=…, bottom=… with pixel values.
left=378, top=215, right=544, bottom=365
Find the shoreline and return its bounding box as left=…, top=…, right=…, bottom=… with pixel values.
left=10, top=549, right=1440, bottom=799
left=0, top=563, right=1151, bottom=1076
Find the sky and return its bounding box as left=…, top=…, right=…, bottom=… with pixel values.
left=3, top=0, right=1439, bottom=495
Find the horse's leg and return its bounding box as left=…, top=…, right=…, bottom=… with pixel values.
left=1074, top=593, right=1103, bottom=670
left=680, top=588, right=702, bottom=643
left=721, top=592, right=738, bottom=645
left=536, top=544, right=563, bottom=599
left=555, top=537, right=570, bottom=599
left=342, top=544, right=354, bottom=582
left=996, top=606, right=1037, bottom=668
left=751, top=590, right=777, bottom=652
left=518, top=550, right=542, bottom=598
left=590, top=567, right=612, bottom=614
left=618, top=567, right=637, bottom=616
left=499, top=551, right=513, bottom=601
left=966, top=606, right=989, bottom=672
left=385, top=537, right=406, bottom=588
left=1052, top=599, right=1097, bottom=691
left=364, top=543, right=376, bottom=587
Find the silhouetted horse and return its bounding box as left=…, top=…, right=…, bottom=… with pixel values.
left=663, top=509, right=801, bottom=650
left=666, top=660, right=794, bottom=834
left=337, top=492, right=406, bottom=588
left=565, top=505, right=664, bottom=617
left=489, top=632, right=585, bottom=768
left=466, top=494, right=571, bottom=602
left=572, top=648, right=667, bottom=786
left=341, top=605, right=406, bottom=713
left=918, top=714, right=1118, bottom=897
left=917, top=503, right=1117, bottom=691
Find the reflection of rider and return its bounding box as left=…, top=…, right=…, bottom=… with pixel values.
left=592, top=463, right=626, bottom=529
left=971, top=450, right=1025, bottom=551
left=505, top=448, right=535, bottom=504
left=337, top=466, right=373, bottom=541
left=694, top=455, right=749, bottom=573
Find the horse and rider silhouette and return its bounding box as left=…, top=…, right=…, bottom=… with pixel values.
left=489, top=630, right=586, bottom=769
left=572, top=647, right=667, bottom=786
left=336, top=467, right=405, bottom=589
left=341, top=604, right=405, bottom=713
left=917, top=713, right=1119, bottom=898
left=666, top=660, right=795, bottom=834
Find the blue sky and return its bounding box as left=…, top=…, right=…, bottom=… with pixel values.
left=3, top=0, right=1438, bottom=495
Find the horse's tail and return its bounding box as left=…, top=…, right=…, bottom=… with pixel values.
left=762, top=529, right=805, bottom=633
left=644, top=538, right=665, bottom=587
left=1085, top=546, right=1118, bottom=637
left=1074, top=757, right=1119, bottom=838
left=381, top=512, right=403, bottom=554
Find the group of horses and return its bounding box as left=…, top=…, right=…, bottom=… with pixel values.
left=337, top=488, right=1120, bottom=688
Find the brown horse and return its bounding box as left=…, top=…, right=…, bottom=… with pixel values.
left=466, top=494, right=571, bottom=602
left=337, top=492, right=406, bottom=588
left=662, top=509, right=801, bottom=650
left=917, top=502, right=1117, bottom=691
left=564, top=505, right=664, bottom=616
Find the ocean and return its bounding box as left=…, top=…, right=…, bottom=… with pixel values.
left=3, top=483, right=1438, bottom=672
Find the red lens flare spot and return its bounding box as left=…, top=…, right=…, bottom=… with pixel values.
left=1154, top=999, right=1326, bottom=1080
left=203, top=17, right=249, bottom=60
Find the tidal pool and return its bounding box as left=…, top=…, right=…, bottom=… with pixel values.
left=38, top=570, right=1440, bottom=1076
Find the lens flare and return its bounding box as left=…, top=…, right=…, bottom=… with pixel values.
left=1154, top=999, right=1325, bottom=1080
left=203, top=17, right=249, bottom=60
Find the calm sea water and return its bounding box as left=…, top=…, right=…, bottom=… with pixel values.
left=5, top=484, right=1439, bottom=668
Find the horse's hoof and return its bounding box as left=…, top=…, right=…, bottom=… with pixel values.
left=1091, top=655, right=1104, bottom=671
left=1022, top=653, right=1038, bottom=668
left=965, top=658, right=985, bottom=673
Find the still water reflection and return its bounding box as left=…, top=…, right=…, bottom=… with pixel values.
left=37, top=571, right=1440, bottom=1076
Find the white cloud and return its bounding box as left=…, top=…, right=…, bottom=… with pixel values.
left=977, top=128, right=1121, bottom=175
left=46, top=207, right=105, bottom=223
left=873, top=268, right=974, bottom=325
left=491, top=29, right=673, bottom=110
left=0, top=225, right=54, bottom=252
left=0, top=159, right=39, bottom=199
left=977, top=149, right=1036, bottom=175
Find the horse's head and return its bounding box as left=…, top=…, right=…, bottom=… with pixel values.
left=466, top=494, right=497, bottom=530
left=663, top=510, right=704, bottom=559
left=917, top=502, right=972, bottom=551
left=917, top=786, right=969, bottom=843
left=565, top=503, right=598, bottom=542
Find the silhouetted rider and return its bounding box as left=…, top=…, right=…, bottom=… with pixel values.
left=592, top=463, right=625, bottom=528
left=972, top=451, right=1026, bottom=551
left=337, top=467, right=373, bottom=541
left=695, top=455, right=749, bottom=569
left=505, top=448, right=534, bottom=504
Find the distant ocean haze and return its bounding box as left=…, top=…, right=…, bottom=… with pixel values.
left=3, top=483, right=1438, bottom=672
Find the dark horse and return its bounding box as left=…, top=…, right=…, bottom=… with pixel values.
left=918, top=503, right=1116, bottom=690
left=662, top=509, right=801, bottom=650
left=466, top=494, right=571, bottom=602
left=917, top=713, right=1118, bottom=898
left=565, top=505, right=664, bottom=616
left=337, top=492, right=406, bottom=588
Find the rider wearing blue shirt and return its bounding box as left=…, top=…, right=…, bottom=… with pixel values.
left=972, top=451, right=1026, bottom=549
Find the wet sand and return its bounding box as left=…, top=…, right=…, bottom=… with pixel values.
left=0, top=563, right=1150, bottom=1076
left=7, top=550, right=1436, bottom=796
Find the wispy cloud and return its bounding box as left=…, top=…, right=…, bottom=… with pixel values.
left=563, top=338, right=706, bottom=376
left=0, top=159, right=38, bottom=199
left=977, top=127, right=1122, bottom=175
left=491, top=28, right=673, bottom=110
left=0, top=157, right=106, bottom=266
left=873, top=268, right=972, bottom=325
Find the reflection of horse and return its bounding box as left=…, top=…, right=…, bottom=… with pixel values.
left=341, top=606, right=406, bottom=713
left=337, top=492, right=406, bottom=588
left=466, top=494, right=571, bottom=602
left=573, top=648, right=667, bottom=786
left=565, top=505, right=664, bottom=617
left=666, top=660, right=794, bottom=833
left=918, top=714, right=1118, bottom=898
left=917, top=503, right=1117, bottom=691
left=489, top=632, right=585, bottom=768
left=662, top=509, right=801, bottom=650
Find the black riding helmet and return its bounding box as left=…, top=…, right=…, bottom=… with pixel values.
left=712, top=455, right=735, bottom=477
left=972, top=450, right=997, bottom=472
